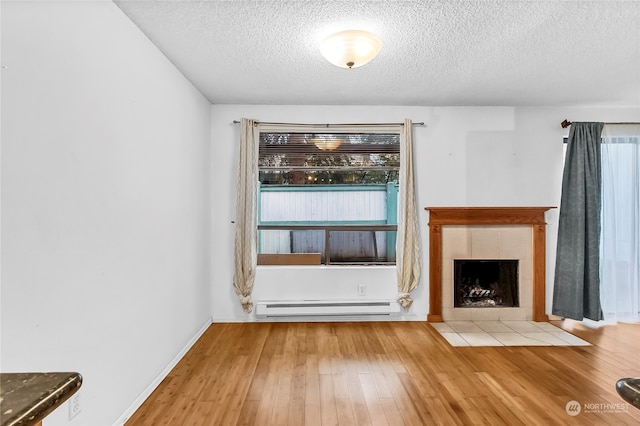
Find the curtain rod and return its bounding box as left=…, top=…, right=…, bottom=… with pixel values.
left=232, top=120, right=424, bottom=126
left=561, top=119, right=640, bottom=129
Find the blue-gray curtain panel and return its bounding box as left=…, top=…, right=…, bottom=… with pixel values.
left=552, top=122, right=604, bottom=321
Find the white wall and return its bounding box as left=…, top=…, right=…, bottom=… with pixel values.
left=211, top=105, right=639, bottom=322
left=1, top=2, right=212, bottom=425
left=2, top=1, right=637, bottom=421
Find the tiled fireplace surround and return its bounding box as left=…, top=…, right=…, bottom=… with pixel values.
left=425, top=207, right=554, bottom=322
left=443, top=226, right=532, bottom=320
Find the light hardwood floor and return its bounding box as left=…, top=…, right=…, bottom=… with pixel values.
left=126, top=320, right=640, bottom=425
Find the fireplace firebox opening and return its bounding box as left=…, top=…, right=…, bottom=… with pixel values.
left=454, top=259, right=519, bottom=308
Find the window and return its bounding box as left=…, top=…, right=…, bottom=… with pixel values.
left=560, top=129, right=640, bottom=322
left=600, top=131, right=639, bottom=322
left=257, top=130, right=400, bottom=264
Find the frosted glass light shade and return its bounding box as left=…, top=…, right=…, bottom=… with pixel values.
left=320, top=30, right=381, bottom=69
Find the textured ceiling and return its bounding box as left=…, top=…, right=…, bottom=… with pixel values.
left=114, top=0, right=640, bottom=107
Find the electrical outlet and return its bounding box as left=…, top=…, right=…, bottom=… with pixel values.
left=358, top=283, right=366, bottom=296
left=69, top=392, right=81, bottom=419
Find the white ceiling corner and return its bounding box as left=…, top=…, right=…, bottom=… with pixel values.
left=113, top=0, right=640, bottom=107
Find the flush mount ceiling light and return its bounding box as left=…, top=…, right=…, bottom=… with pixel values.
left=319, top=30, right=381, bottom=69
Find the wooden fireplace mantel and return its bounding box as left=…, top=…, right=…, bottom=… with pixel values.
left=424, top=206, right=555, bottom=322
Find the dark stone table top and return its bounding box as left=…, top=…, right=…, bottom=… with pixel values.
left=0, top=372, right=82, bottom=426
left=616, top=377, right=640, bottom=410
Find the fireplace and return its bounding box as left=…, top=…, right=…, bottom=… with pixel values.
left=424, top=207, right=555, bottom=322
left=454, top=259, right=519, bottom=308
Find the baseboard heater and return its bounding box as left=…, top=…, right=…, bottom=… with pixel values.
left=255, top=300, right=401, bottom=317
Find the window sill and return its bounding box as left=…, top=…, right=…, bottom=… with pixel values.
left=256, top=264, right=396, bottom=269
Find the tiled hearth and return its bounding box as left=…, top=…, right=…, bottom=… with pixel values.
left=431, top=321, right=591, bottom=347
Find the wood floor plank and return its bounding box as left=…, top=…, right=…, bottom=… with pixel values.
left=253, top=353, right=281, bottom=426
left=379, top=398, right=405, bottom=426
left=126, top=320, right=640, bottom=426
left=344, top=370, right=371, bottom=425
left=396, top=372, right=436, bottom=424
left=236, top=400, right=258, bottom=426
left=319, top=374, right=339, bottom=425
left=287, top=398, right=305, bottom=426
left=305, top=353, right=322, bottom=426
left=376, top=360, right=426, bottom=426
left=359, top=373, right=389, bottom=426
left=370, top=369, right=393, bottom=400
left=335, top=397, right=357, bottom=425
left=332, top=371, right=350, bottom=400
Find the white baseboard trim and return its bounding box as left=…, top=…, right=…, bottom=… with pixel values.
left=399, top=313, right=429, bottom=321
left=113, top=317, right=212, bottom=426
left=211, top=315, right=256, bottom=323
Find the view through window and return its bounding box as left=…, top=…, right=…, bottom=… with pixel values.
left=258, top=132, right=400, bottom=264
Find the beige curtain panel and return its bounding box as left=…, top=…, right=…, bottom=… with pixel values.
left=233, top=118, right=259, bottom=313
left=397, top=119, right=421, bottom=310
